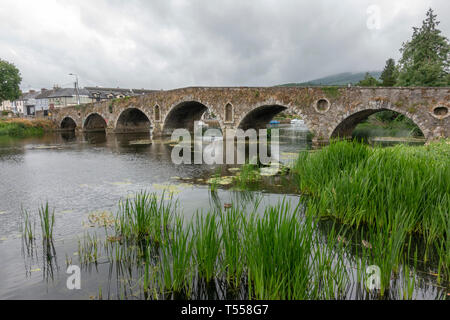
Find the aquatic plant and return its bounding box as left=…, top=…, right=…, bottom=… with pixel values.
left=39, top=203, right=55, bottom=240
left=193, top=211, right=221, bottom=282
left=233, top=163, right=260, bottom=189
left=53, top=156, right=448, bottom=301
left=294, top=139, right=450, bottom=285
left=21, top=208, right=35, bottom=244
left=115, top=191, right=175, bottom=244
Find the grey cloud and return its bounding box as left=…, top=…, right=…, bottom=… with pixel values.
left=0, top=0, right=448, bottom=90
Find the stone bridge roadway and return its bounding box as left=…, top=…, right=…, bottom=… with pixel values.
left=52, top=86, right=450, bottom=144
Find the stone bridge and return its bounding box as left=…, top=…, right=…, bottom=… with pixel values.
left=51, top=86, right=450, bottom=143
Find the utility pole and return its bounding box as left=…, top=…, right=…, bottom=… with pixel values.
left=69, top=73, right=81, bottom=105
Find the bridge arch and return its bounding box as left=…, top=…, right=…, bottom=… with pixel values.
left=237, top=104, right=288, bottom=130
left=60, top=116, right=77, bottom=131
left=162, top=100, right=217, bottom=136
left=330, top=106, right=427, bottom=139
left=115, top=107, right=152, bottom=133
left=83, top=113, right=107, bottom=132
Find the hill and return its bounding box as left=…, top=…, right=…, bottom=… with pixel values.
left=278, top=71, right=382, bottom=87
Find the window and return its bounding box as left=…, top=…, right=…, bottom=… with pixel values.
left=225, top=103, right=233, bottom=122
left=154, top=105, right=161, bottom=121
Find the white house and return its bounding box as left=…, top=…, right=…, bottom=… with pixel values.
left=0, top=100, right=12, bottom=112
left=47, top=87, right=91, bottom=109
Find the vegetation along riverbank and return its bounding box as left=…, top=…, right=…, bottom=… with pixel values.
left=0, top=118, right=56, bottom=137
left=293, top=139, right=449, bottom=292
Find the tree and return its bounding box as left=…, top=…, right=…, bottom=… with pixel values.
left=0, top=59, right=22, bottom=104
left=397, top=8, right=450, bottom=86
left=380, top=58, right=397, bottom=87
left=357, top=72, right=380, bottom=86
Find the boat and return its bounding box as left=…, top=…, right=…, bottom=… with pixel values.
left=291, top=119, right=305, bottom=125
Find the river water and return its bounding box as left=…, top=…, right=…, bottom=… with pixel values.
left=0, top=125, right=444, bottom=300
left=0, top=125, right=313, bottom=299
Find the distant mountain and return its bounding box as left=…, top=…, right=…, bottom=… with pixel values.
left=278, top=71, right=382, bottom=87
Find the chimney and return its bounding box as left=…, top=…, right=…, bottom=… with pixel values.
left=29, top=90, right=36, bottom=93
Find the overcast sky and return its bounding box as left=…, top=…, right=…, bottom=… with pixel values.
left=0, top=0, right=449, bottom=91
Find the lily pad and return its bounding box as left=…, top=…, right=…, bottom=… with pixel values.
left=260, top=167, right=280, bottom=176
left=207, top=176, right=234, bottom=185
left=111, top=180, right=132, bottom=186
left=85, top=211, right=115, bottom=228
left=129, top=139, right=152, bottom=145
left=152, top=183, right=182, bottom=195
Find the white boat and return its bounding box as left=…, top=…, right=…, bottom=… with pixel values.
left=196, top=120, right=208, bottom=127
left=291, top=119, right=304, bottom=125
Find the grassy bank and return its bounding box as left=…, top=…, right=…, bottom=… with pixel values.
left=293, top=139, right=450, bottom=282
left=0, top=119, right=55, bottom=137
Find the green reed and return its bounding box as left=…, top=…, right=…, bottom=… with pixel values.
left=78, top=232, right=100, bottom=265
left=218, top=206, right=246, bottom=288
left=115, top=191, right=175, bottom=244
left=234, top=163, right=260, bottom=189
left=193, top=211, right=221, bottom=282
left=65, top=183, right=448, bottom=300
left=39, top=203, right=55, bottom=240
left=294, top=139, right=450, bottom=285
left=160, top=216, right=194, bottom=295
left=88, top=191, right=352, bottom=299
left=21, top=208, right=35, bottom=244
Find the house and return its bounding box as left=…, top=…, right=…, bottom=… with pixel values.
left=35, top=88, right=53, bottom=114
left=20, top=90, right=41, bottom=116
left=11, top=100, right=24, bottom=115
left=85, top=87, right=155, bottom=102
left=47, top=87, right=91, bottom=109
left=1, top=94, right=28, bottom=115
left=0, top=100, right=12, bottom=112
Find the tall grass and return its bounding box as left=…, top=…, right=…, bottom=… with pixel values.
left=102, top=192, right=354, bottom=299
left=233, top=163, right=261, bottom=189
left=194, top=211, right=221, bottom=282
left=115, top=191, right=175, bottom=244
left=68, top=190, right=353, bottom=299
left=39, top=203, right=55, bottom=240
left=293, top=139, right=450, bottom=284
left=219, top=206, right=246, bottom=288
left=21, top=208, right=35, bottom=244
left=0, top=119, right=54, bottom=137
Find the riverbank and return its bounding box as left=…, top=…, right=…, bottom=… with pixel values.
left=0, top=118, right=56, bottom=137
